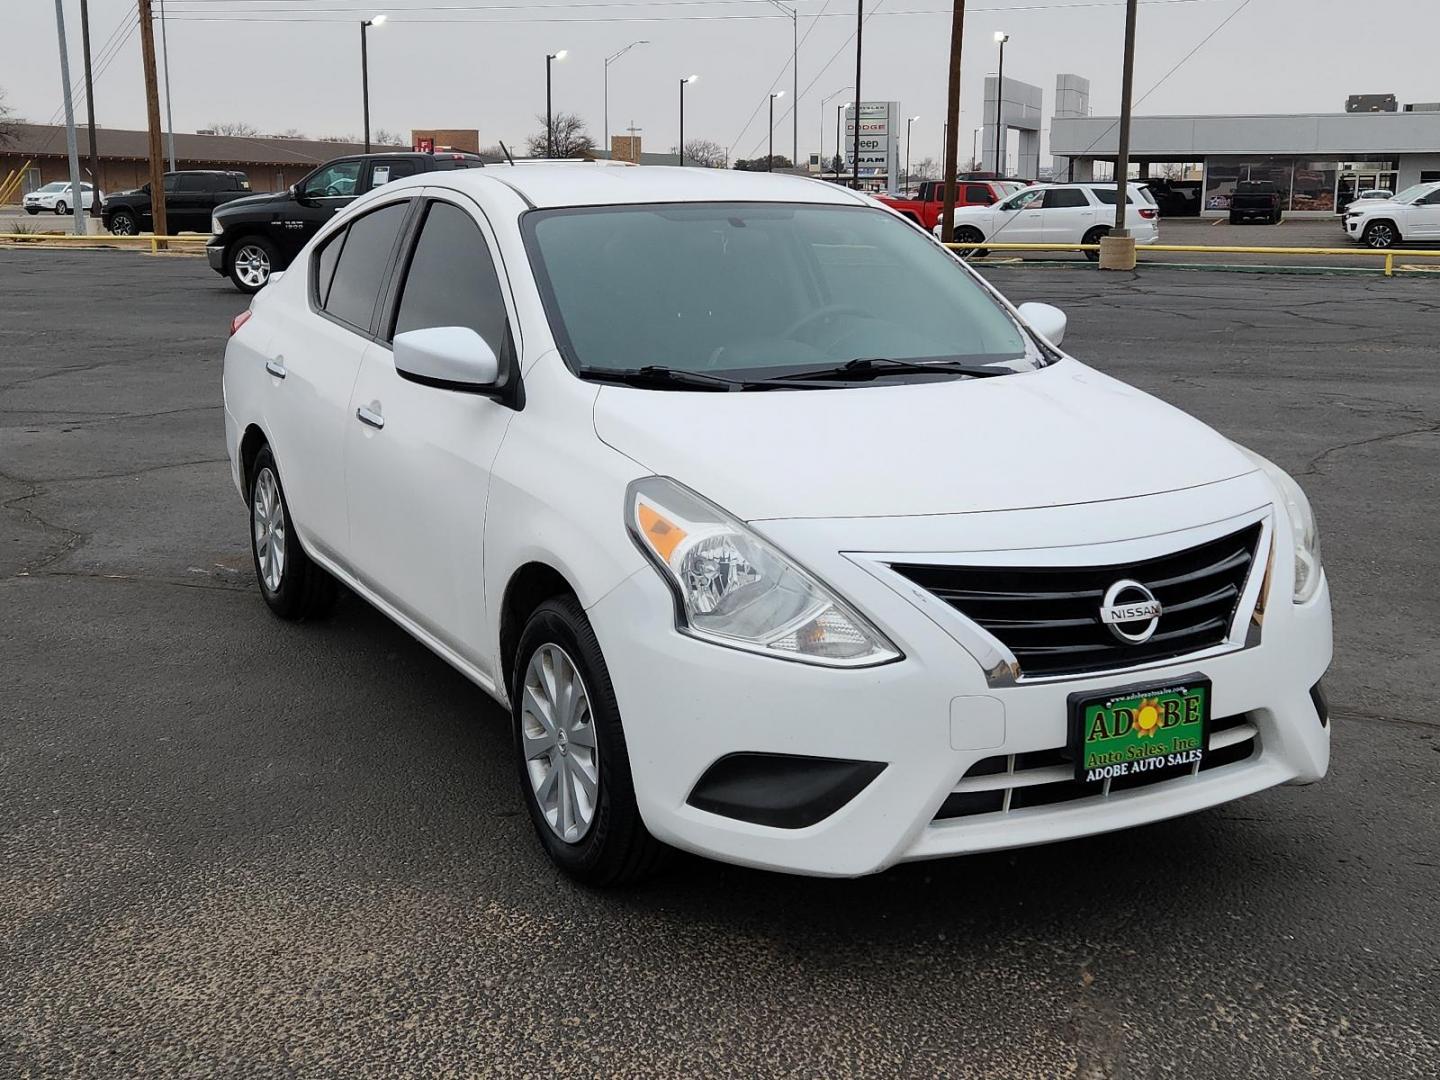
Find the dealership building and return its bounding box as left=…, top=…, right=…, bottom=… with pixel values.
left=1051, top=107, right=1440, bottom=216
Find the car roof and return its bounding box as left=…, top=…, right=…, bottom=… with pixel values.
left=427, top=163, right=870, bottom=210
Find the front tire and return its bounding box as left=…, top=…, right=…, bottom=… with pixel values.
left=512, top=597, right=664, bottom=886
left=25, top=207, right=40, bottom=216
left=952, top=225, right=989, bottom=259
left=229, top=235, right=278, bottom=294
left=1082, top=225, right=1111, bottom=261
left=109, top=211, right=138, bottom=236
left=248, top=446, right=336, bottom=620
left=1363, top=221, right=1399, bottom=248
left=54, top=200, right=68, bottom=215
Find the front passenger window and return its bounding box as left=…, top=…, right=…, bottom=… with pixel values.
left=392, top=201, right=508, bottom=356
left=302, top=161, right=363, bottom=201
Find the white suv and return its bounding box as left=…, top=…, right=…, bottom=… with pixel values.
left=22, top=181, right=106, bottom=215
left=935, top=182, right=1160, bottom=259
left=223, top=165, right=1330, bottom=884
left=1344, top=181, right=1440, bottom=247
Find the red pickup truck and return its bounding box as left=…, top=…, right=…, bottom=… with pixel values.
left=877, top=177, right=1028, bottom=230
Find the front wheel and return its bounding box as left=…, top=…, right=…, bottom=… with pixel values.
left=229, top=235, right=278, bottom=293
left=512, top=597, right=665, bottom=886
left=25, top=207, right=40, bottom=216
left=1363, top=221, right=1398, bottom=249
left=248, top=446, right=336, bottom=620
left=54, top=200, right=68, bottom=215
left=109, top=211, right=137, bottom=236
left=1082, top=225, right=1111, bottom=261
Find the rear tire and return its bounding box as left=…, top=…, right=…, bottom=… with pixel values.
left=952, top=225, right=988, bottom=259
left=229, top=235, right=278, bottom=294
left=1363, top=220, right=1398, bottom=249
left=512, top=596, right=665, bottom=886
left=247, top=446, right=337, bottom=621
left=1082, top=225, right=1111, bottom=261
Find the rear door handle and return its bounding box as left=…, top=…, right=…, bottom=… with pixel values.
left=356, top=405, right=385, bottom=430
left=265, top=358, right=286, bottom=379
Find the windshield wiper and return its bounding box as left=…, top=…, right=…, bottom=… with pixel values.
left=772, top=357, right=1013, bottom=383
left=578, top=365, right=820, bottom=391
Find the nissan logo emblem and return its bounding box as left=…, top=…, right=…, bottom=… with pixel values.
left=1100, top=579, right=1163, bottom=644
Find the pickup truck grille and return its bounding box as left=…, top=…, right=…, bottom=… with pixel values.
left=890, top=523, right=1263, bottom=678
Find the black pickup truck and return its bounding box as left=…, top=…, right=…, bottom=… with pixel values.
left=207, top=150, right=485, bottom=292
left=1228, top=180, right=1284, bottom=225
left=103, top=170, right=252, bottom=235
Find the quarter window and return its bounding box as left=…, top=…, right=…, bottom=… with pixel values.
left=1093, top=189, right=1136, bottom=205
left=392, top=201, right=508, bottom=355
left=322, top=201, right=410, bottom=332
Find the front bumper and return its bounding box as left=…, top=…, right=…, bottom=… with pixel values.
left=587, top=481, right=1332, bottom=877
left=206, top=241, right=227, bottom=274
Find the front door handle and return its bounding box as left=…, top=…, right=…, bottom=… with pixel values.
left=265, top=358, right=287, bottom=379
left=356, top=405, right=385, bottom=430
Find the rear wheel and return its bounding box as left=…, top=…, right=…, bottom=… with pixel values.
left=952, top=225, right=988, bottom=259
left=229, top=235, right=278, bottom=293
left=248, top=446, right=336, bottom=620
left=109, top=211, right=137, bottom=236
left=512, top=596, right=665, bottom=886
left=1363, top=220, right=1398, bottom=248
left=1082, top=225, right=1111, bottom=261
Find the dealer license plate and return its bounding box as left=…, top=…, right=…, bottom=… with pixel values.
left=1068, top=677, right=1210, bottom=783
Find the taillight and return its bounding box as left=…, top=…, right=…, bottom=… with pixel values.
left=1139, top=208, right=1158, bottom=219
left=230, top=310, right=252, bottom=336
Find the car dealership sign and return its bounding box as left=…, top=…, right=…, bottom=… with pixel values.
left=842, top=101, right=901, bottom=190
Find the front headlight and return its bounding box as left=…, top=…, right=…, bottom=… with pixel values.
left=211, top=215, right=223, bottom=235
left=626, top=476, right=901, bottom=667
left=1235, top=446, right=1323, bottom=603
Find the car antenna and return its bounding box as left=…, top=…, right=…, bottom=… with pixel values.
left=497, top=141, right=516, bottom=166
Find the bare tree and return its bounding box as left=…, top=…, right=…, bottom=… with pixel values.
left=733, top=155, right=792, bottom=172
left=374, top=127, right=406, bottom=147
left=271, top=127, right=307, bottom=140
left=208, top=120, right=259, bottom=137
left=315, top=133, right=362, bottom=144
left=1, top=88, right=23, bottom=146
left=678, top=139, right=725, bottom=168
left=911, top=156, right=939, bottom=181
left=526, top=112, right=595, bottom=159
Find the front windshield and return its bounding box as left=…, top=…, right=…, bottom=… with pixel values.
left=1390, top=183, right=1438, bottom=205
left=524, top=202, right=1035, bottom=379
left=39, top=182, right=67, bottom=193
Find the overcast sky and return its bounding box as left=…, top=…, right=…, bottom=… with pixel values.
left=6, top=0, right=1439, bottom=165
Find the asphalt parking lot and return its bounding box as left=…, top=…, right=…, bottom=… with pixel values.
left=2, top=249, right=1438, bottom=1078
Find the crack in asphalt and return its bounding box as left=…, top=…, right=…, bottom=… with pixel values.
left=1299, top=423, right=1440, bottom=477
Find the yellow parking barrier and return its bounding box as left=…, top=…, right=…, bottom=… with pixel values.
left=0, top=232, right=209, bottom=254
left=944, top=241, right=1440, bottom=278
left=0, top=159, right=33, bottom=205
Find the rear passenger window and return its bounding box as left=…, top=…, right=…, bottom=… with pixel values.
left=1043, top=188, right=1089, bottom=208
left=391, top=201, right=508, bottom=355
left=322, top=201, right=410, bottom=332
left=963, top=184, right=994, bottom=204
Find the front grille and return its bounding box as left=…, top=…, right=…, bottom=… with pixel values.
left=934, top=713, right=1260, bottom=821
left=891, top=522, right=1263, bottom=678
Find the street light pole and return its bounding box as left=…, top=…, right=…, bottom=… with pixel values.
left=679, top=74, right=698, bottom=166
left=1113, top=0, right=1140, bottom=236
left=159, top=0, right=175, bottom=172
left=820, top=86, right=852, bottom=173
left=546, top=49, right=568, bottom=158
left=992, top=31, right=1008, bottom=174
left=768, top=91, right=785, bottom=171
left=767, top=1, right=799, bottom=168
left=52, top=0, right=87, bottom=235
left=360, top=15, right=386, bottom=154
left=604, top=40, right=648, bottom=152
left=906, top=115, right=918, bottom=192
left=851, top=0, right=863, bottom=189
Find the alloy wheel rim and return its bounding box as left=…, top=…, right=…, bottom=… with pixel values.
left=113, top=216, right=135, bottom=235
left=521, top=643, right=600, bottom=844
left=235, top=245, right=271, bottom=288
left=252, top=467, right=286, bottom=593
left=1369, top=226, right=1393, bottom=247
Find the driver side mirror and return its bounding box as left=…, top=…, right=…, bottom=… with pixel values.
left=1017, top=302, right=1067, bottom=347
left=393, top=327, right=500, bottom=390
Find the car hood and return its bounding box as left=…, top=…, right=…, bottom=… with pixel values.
left=592, top=359, right=1256, bottom=521
left=1350, top=198, right=1407, bottom=213
left=215, top=189, right=289, bottom=217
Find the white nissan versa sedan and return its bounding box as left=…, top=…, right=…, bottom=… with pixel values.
left=222, top=164, right=1332, bottom=884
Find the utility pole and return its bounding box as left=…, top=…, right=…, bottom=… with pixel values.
left=1102, top=0, right=1140, bottom=270
left=851, top=0, right=863, bottom=189
left=940, top=0, right=966, bottom=244
left=992, top=32, right=1008, bottom=173
left=137, top=0, right=168, bottom=243
left=53, top=0, right=88, bottom=235
left=80, top=0, right=103, bottom=218
left=160, top=0, right=176, bottom=171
